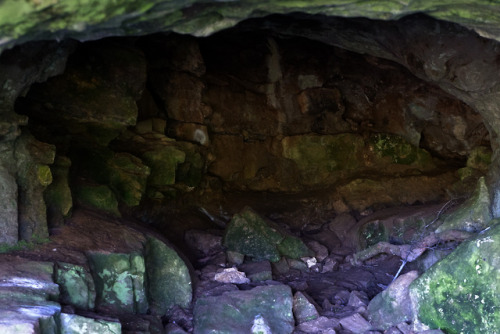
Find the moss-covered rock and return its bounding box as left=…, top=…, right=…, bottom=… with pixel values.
left=410, top=222, right=500, bottom=333
left=277, top=235, right=313, bottom=260
left=14, top=131, right=56, bottom=242
left=282, top=134, right=364, bottom=185
left=145, top=236, right=192, bottom=315
left=74, top=184, right=120, bottom=217
left=44, top=156, right=73, bottom=227
left=224, top=207, right=311, bottom=262
left=87, top=252, right=147, bottom=315
left=466, top=146, right=491, bottom=172
left=436, top=176, right=492, bottom=233
left=175, top=142, right=205, bottom=188
left=142, top=146, right=186, bottom=189
left=369, top=133, right=434, bottom=168
left=55, top=262, right=96, bottom=311
left=223, top=207, right=284, bottom=262
left=194, top=284, right=294, bottom=334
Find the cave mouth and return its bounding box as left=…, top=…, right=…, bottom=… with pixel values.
left=4, top=12, right=496, bottom=332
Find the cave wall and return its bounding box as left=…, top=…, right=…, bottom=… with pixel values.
left=0, top=16, right=487, bottom=244
left=0, top=12, right=497, bottom=248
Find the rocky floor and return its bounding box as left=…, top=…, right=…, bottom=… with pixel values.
left=0, top=206, right=449, bottom=334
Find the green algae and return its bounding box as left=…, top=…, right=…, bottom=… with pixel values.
left=74, top=184, right=120, bottom=217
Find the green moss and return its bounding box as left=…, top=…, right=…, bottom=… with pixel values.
left=466, top=146, right=492, bottom=172
left=410, top=222, right=500, bottom=333
left=224, top=207, right=283, bottom=262
left=277, top=235, right=312, bottom=259
left=36, top=165, right=52, bottom=186
left=145, top=236, right=192, bottom=314
left=75, top=184, right=120, bottom=217
left=142, top=146, right=186, bottom=188
left=370, top=133, right=433, bottom=167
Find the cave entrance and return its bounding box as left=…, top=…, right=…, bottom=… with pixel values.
left=7, top=12, right=496, bottom=333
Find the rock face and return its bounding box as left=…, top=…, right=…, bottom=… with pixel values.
left=410, top=222, right=500, bottom=333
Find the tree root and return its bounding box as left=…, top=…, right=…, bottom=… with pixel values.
left=349, top=229, right=473, bottom=266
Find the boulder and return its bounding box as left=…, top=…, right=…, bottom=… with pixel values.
left=145, top=237, right=192, bottom=315
left=410, top=222, right=500, bottom=333
left=293, top=291, right=319, bottom=324
left=223, top=207, right=283, bottom=262
left=193, top=285, right=294, bottom=334
left=436, top=176, right=492, bottom=233
left=55, top=262, right=96, bottom=311
left=0, top=257, right=61, bottom=333
left=58, top=313, right=121, bottom=334
left=223, top=207, right=311, bottom=262
left=87, top=252, right=147, bottom=315
left=367, top=271, right=419, bottom=330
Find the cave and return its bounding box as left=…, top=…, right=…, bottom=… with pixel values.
left=1, top=3, right=500, bottom=334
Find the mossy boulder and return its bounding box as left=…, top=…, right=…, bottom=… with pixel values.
left=74, top=184, right=120, bottom=217
left=145, top=237, right=192, bottom=315
left=409, top=222, right=500, bottom=333
left=224, top=207, right=283, bottom=262
left=55, top=262, right=96, bottom=311
left=194, top=284, right=294, bottom=334
left=175, top=142, right=205, bottom=188
left=87, top=252, right=148, bottom=315
left=224, top=207, right=311, bottom=262
left=436, top=177, right=492, bottom=233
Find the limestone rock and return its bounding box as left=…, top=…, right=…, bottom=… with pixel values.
left=224, top=207, right=312, bottom=263
left=171, top=122, right=210, bottom=146
left=339, top=313, right=372, bottom=333
left=0, top=257, right=61, bottom=333
left=213, top=268, right=250, bottom=285
left=223, top=207, right=283, bottom=262
left=145, top=237, right=192, bottom=315
left=55, top=262, right=96, bottom=311
left=293, top=291, right=319, bottom=324
left=142, top=145, right=186, bottom=188
left=436, top=176, right=492, bottom=233
left=19, top=42, right=146, bottom=146
left=44, top=156, right=73, bottom=227
left=14, top=131, right=55, bottom=242
left=87, top=252, right=147, bottom=315
left=193, top=285, right=294, bottom=334
left=58, top=313, right=121, bottom=334
left=74, top=184, right=120, bottom=217
left=367, top=271, right=419, bottom=330
left=410, top=222, right=500, bottom=333
left=0, top=163, right=19, bottom=246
